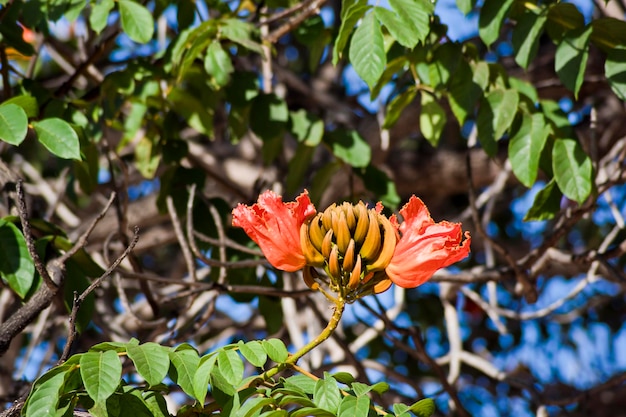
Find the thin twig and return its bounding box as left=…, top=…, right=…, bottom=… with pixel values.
left=16, top=180, right=55, bottom=289
left=264, top=0, right=329, bottom=43
left=167, top=195, right=197, bottom=282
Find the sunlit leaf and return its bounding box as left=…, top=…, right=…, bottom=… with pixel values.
left=555, top=25, right=593, bottom=98
left=409, top=398, right=436, bottom=417
left=478, top=0, right=515, bottom=47
left=419, top=93, right=446, bottom=147
left=0, top=104, right=28, bottom=146
left=217, top=349, right=244, bottom=387
left=169, top=345, right=200, bottom=399
left=552, top=138, right=592, bottom=203
left=509, top=113, right=550, bottom=187
left=80, top=350, right=122, bottom=403
left=126, top=342, right=170, bottom=386
left=337, top=395, right=370, bottom=417
left=32, top=118, right=81, bottom=160
left=349, top=12, right=385, bottom=89
left=90, top=0, right=114, bottom=34
left=193, top=354, right=217, bottom=403
left=476, top=89, right=519, bottom=156
left=333, top=0, right=369, bottom=64
left=205, top=41, right=234, bottom=88
left=24, top=366, right=72, bottom=417
left=0, top=219, right=35, bottom=299
left=262, top=339, right=288, bottom=363
left=324, top=128, right=371, bottom=168
left=606, top=46, right=626, bottom=101
left=512, top=9, right=547, bottom=69
left=118, top=0, right=154, bottom=43
left=313, top=375, right=341, bottom=414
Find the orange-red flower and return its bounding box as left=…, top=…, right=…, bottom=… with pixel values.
left=231, top=190, right=316, bottom=271
left=386, top=196, right=471, bottom=288
left=233, top=191, right=470, bottom=297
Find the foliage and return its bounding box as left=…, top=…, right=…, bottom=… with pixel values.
left=0, top=0, right=625, bottom=416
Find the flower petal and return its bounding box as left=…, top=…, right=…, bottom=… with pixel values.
left=232, top=190, right=316, bottom=271
left=386, top=196, right=471, bottom=288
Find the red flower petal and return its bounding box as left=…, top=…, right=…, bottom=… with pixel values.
left=386, top=196, right=471, bottom=288
left=232, top=190, right=316, bottom=271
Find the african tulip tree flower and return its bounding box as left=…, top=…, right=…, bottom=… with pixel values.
left=231, top=190, right=316, bottom=271
left=385, top=196, right=471, bottom=288
left=232, top=191, right=470, bottom=301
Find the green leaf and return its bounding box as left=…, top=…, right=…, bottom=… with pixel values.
left=80, top=350, right=122, bottom=403
left=284, top=374, right=317, bottom=395
left=476, top=89, right=519, bottom=156
left=118, top=0, right=154, bottom=44
left=126, top=342, right=170, bottom=386
left=591, top=18, right=626, bottom=53
left=512, top=9, right=547, bottom=69
left=238, top=340, right=268, bottom=368
left=447, top=60, right=482, bottom=124
left=509, top=77, right=538, bottom=104
left=2, top=95, right=38, bottom=118
left=262, top=339, right=288, bottom=363
left=351, top=382, right=372, bottom=397
left=337, top=395, right=371, bottom=417
left=555, top=25, right=593, bottom=98
left=313, top=375, right=341, bottom=414
left=193, top=354, right=217, bottom=403
left=90, top=0, right=115, bottom=34
left=349, top=12, right=386, bottom=90
left=24, top=366, right=72, bottom=417
left=135, top=135, right=160, bottom=178
left=546, top=3, right=585, bottom=42
left=478, top=0, right=515, bottom=47
left=524, top=179, right=562, bottom=221
left=324, top=128, right=371, bottom=168
left=369, top=381, right=390, bottom=394
left=169, top=345, right=200, bottom=399
left=235, top=396, right=275, bottom=417
left=389, top=0, right=433, bottom=43
left=509, top=113, right=550, bottom=187
left=409, top=398, right=436, bottom=417
left=552, top=139, right=592, bottom=204
left=0, top=104, right=28, bottom=146
left=249, top=93, right=289, bottom=141
left=457, top=0, right=475, bottom=15
left=383, top=88, right=417, bottom=129
left=333, top=0, right=369, bottom=64
left=472, top=61, right=490, bottom=91
left=221, top=18, right=264, bottom=55
left=374, top=7, right=420, bottom=49
left=0, top=220, right=35, bottom=299
left=429, top=42, right=461, bottom=88
left=290, top=110, right=324, bottom=146
left=217, top=349, right=244, bottom=387
left=393, top=403, right=410, bottom=416
left=331, top=372, right=355, bottom=385
left=606, top=46, right=626, bottom=101
left=204, top=41, right=234, bottom=88
left=420, top=93, right=446, bottom=147
left=32, top=118, right=81, bottom=160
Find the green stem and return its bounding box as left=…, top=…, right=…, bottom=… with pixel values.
left=261, top=297, right=346, bottom=381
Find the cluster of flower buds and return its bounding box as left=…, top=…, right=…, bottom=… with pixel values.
left=300, top=202, right=397, bottom=300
